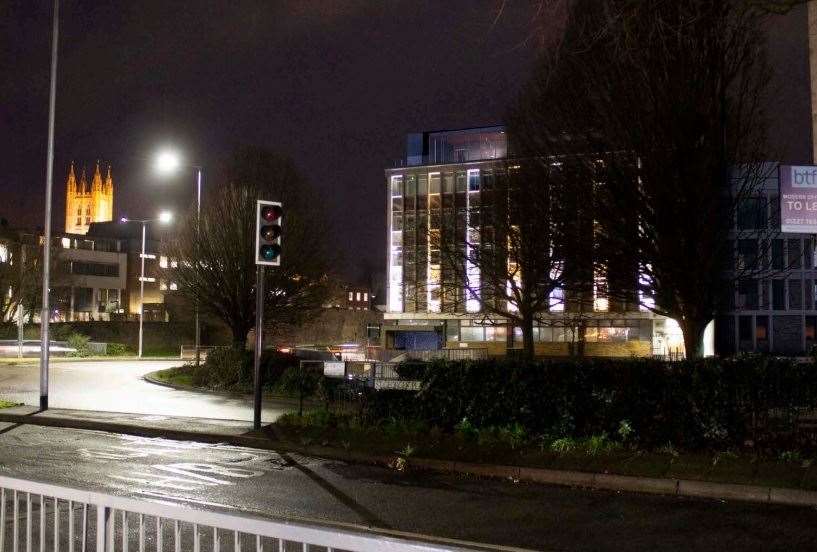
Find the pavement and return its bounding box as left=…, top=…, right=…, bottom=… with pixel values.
left=0, top=422, right=815, bottom=551
left=0, top=359, right=292, bottom=422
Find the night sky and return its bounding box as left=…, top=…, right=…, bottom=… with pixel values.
left=1, top=1, right=812, bottom=288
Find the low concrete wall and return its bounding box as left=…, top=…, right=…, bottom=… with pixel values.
left=0, top=321, right=231, bottom=355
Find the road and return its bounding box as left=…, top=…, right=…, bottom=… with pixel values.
left=0, top=423, right=814, bottom=551
left=0, top=360, right=290, bottom=422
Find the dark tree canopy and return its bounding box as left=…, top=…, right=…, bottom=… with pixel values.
left=168, top=146, right=331, bottom=349
left=510, top=0, right=788, bottom=357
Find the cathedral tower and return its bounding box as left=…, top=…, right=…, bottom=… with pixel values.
left=64, top=161, right=115, bottom=234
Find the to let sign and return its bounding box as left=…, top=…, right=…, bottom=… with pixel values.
left=780, top=165, right=817, bottom=233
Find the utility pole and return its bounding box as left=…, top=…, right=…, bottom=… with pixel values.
left=40, top=0, right=60, bottom=411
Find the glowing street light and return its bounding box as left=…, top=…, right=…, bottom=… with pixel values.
left=154, top=150, right=181, bottom=176
left=121, top=212, right=174, bottom=358
left=153, top=148, right=204, bottom=366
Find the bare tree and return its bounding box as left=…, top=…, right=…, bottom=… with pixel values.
left=428, top=161, right=573, bottom=360
left=509, top=0, right=794, bottom=358
left=0, top=232, right=68, bottom=323
left=168, top=147, right=331, bottom=350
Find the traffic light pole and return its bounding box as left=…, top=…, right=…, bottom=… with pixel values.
left=253, top=265, right=265, bottom=430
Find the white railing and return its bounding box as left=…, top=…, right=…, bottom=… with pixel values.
left=0, top=475, right=481, bottom=552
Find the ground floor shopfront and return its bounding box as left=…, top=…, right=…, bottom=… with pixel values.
left=382, top=312, right=688, bottom=358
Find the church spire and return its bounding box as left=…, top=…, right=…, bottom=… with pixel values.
left=79, top=166, right=88, bottom=194
left=91, top=160, right=103, bottom=192
left=66, top=162, right=76, bottom=193
left=104, top=165, right=113, bottom=194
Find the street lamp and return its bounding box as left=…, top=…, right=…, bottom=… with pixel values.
left=39, top=0, right=60, bottom=410
left=152, top=149, right=203, bottom=366
left=121, top=211, right=173, bottom=358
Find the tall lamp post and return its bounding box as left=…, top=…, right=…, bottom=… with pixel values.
left=121, top=211, right=173, bottom=358
left=154, top=150, right=203, bottom=365
left=39, top=0, right=60, bottom=411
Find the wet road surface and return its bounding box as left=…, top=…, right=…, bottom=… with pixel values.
left=0, top=360, right=290, bottom=421
left=0, top=423, right=815, bottom=551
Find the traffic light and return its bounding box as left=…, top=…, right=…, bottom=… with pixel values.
left=255, top=200, right=282, bottom=266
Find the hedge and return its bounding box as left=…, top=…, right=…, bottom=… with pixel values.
left=364, top=356, right=817, bottom=450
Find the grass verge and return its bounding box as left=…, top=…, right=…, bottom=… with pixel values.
left=270, top=409, right=817, bottom=492
left=152, top=366, right=196, bottom=387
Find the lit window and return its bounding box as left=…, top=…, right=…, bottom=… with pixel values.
left=159, top=280, right=167, bottom=291
left=0, top=244, right=7, bottom=263
left=356, top=292, right=361, bottom=301
left=363, top=292, right=368, bottom=301
left=169, top=282, right=178, bottom=291
left=348, top=292, right=353, bottom=301
left=549, top=287, right=564, bottom=312
left=639, top=265, right=656, bottom=311
left=170, top=259, right=178, bottom=268
left=594, top=271, right=608, bottom=312
left=159, top=256, right=168, bottom=268
left=468, top=170, right=480, bottom=192
left=61, top=238, right=70, bottom=249
left=390, top=175, right=403, bottom=198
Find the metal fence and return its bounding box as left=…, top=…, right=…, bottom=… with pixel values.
left=179, top=346, right=223, bottom=360
left=372, top=349, right=488, bottom=363
left=0, top=474, right=479, bottom=552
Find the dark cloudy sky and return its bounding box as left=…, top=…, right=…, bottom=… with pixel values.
left=1, top=1, right=812, bottom=287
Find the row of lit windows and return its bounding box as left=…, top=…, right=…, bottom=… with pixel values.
left=449, top=321, right=648, bottom=343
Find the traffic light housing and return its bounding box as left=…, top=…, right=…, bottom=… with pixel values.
left=255, top=200, right=282, bottom=266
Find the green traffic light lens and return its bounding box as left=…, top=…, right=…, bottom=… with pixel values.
left=260, top=244, right=281, bottom=260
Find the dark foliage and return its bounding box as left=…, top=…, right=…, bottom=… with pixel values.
left=192, top=348, right=299, bottom=390
left=367, top=357, right=817, bottom=450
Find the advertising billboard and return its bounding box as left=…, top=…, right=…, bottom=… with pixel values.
left=780, top=165, right=817, bottom=233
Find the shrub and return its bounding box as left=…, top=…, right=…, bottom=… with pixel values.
left=551, top=437, right=577, bottom=454
left=106, top=343, right=129, bottom=356
left=276, top=365, right=322, bottom=397
left=394, top=361, right=428, bottom=380
left=66, top=333, right=91, bottom=357
left=193, top=348, right=299, bottom=390
left=455, top=417, right=479, bottom=442
left=202, top=348, right=246, bottom=388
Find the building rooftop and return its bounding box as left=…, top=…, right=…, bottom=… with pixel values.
left=400, top=125, right=507, bottom=167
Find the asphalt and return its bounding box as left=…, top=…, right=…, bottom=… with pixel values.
left=0, top=423, right=814, bottom=551
left=0, top=360, right=290, bottom=422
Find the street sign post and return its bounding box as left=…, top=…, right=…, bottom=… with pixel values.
left=253, top=200, right=282, bottom=430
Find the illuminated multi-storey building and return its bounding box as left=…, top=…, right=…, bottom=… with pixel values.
left=383, top=126, right=682, bottom=357
left=64, top=162, right=114, bottom=234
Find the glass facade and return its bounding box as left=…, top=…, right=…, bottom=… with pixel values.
left=386, top=127, right=658, bottom=356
